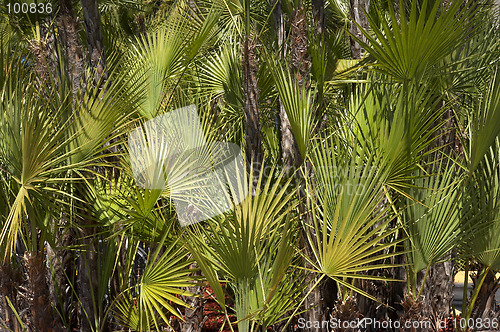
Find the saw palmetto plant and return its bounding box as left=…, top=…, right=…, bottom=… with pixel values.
left=1, top=0, right=500, bottom=331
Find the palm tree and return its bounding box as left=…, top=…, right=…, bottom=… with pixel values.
left=351, top=0, right=499, bottom=325
left=2, top=1, right=500, bottom=331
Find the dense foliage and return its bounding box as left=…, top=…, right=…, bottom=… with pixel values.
left=0, top=0, right=499, bottom=331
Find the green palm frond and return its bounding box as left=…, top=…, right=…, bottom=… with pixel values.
left=261, top=124, right=280, bottom=161
left=138, top=230, right=198, bottom=331
left=0, top=41, right=146, bottom=260
left=354, top=0, right=482, bottom=83
left=326, top=0, right=350, bottom=26
left=187, top=163, right=300, bottom=332
left=72, top=69, right=145, bottom=164
left=351, top=81, right=445, bottom=193
left=128, top=23, right=186, bottom=119
left=431, top=24, right=500, bottom=101
left=461, top=138, right=500, bottom=270
left=469, top=67, right=500, bottom=172
left=195, top=43, right=243, bottom=109
left=114, top=291, right=154, bottom=331
left=126, top=4, right=219, bottom=119
left=306, top=135, right=403, bottom=300
left=0, top=79, right=75, bottom=259
left=267, top=55, right=315, bottom=159
left=404, top=160, right=463, bottom=274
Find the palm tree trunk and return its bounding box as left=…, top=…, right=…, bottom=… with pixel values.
left=80, top=0, right=107, bottom=84
left=47, top=229, right=76, bottom=330
left=416, top=108, right=457, bottom=324
left=472, top=268, right=499, bottom=321
left=0, top=264, right=22, bottom=332
left=77, top=229, right=99, bottom=332
left=242, top=35, right=262, bottom=186
left=29, top=25, right=57, bottom=90
left=417, top=257, right=455, bottom=325
left=25, top=12, right=80, bottom=330
left=180, top=266, right=205, bottom=332
left=349, top=0, right=369, bottom=59
left=290, top=5, right=332, bottom=330
left=24, top=251, right=61, bottom=331
left=74, top=3, right=108, bottom=330
left=291, top=5, right=310, bottom=90
left=312, top=0, right=325, bottom=36
left=58, top=0, right=85, bottom=103
left=273, top=0, right=299, bottom=173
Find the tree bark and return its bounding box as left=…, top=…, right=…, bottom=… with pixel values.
left=24, top=251, right=61, bottom=331
left=417, top=258, right=455, bottom=327
left=312, top=0, right=325, bottom=36
left=47, top=229, right=75, bottom=330
left=472, top=268, right=499, bottom=322
left=80, top=0, right=107, bottom=85
left=415, top=108, right=457, bottom=326
left=74, top=3, right=108, bottom=330
left=77, top=207, right=99, bottom=332
left=58, top=0, right=85, bottom=103
left=291, top=5, right=310, bottom=90
left=0, top=264, right=22, bottom=332
left=349, top=0, right=369, bottom=59
left=290, top=4, right=332, bottom=331
left=180, top=266, right=205, bottom=332
left=272, top=0, right=285, bottom=52
left=273, top=0, right=299, bottom=173
left=28, top=25, right=58, bottom=90
left=242, top=36, right=262, bottom=186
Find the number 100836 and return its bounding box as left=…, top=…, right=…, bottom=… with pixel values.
left=6, top=2, right=52, bottom=14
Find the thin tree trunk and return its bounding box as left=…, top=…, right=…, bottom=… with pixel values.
left=290, top=4, right=331, bottom=330
left=47, top=229, right=75, bottom=330
left=29, top=25, right=57, bottom=90
left=0, top=264, right=22, bottom=332
left=76, top=3, right=108, bottom=330
left=180, top=266, right=205, bottom=332
left=24, top=16, right=76, bottom=331
left=302, top=237, right=333, bottom=331
left=80, top=0, right=107, bottom=85
left=417, top=258, right=455, bottom=327
left=472, top=268, right=499, bottom=321
left=272, top=6, right=315, bottom=331
left=272, top=0, right=285, bottom=53
left=279, top=105, right=299, bottom=173
left=349, top=0, right=369, bottom=59
left=58, top=0, right=85, bottom=103
left=54, top=3, right=88, bottom=330
left=273, top=0, right=299, bottom=173
left=416, top=108, right=457, bottom=325
left=291, top=5, right=310, bottom=90
left=312, top=0, right=325, bottom=36
left=242, top=35, right=262, bottom=186
left=77, top=227, right=99, bottom=332
left=311, top=0, right=327, bottom=127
